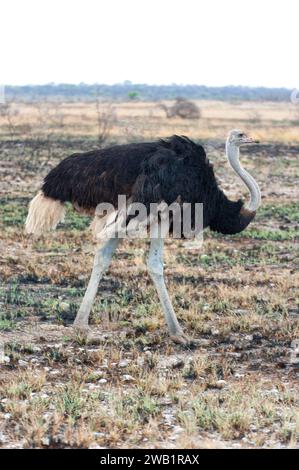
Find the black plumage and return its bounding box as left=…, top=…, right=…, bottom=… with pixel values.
left=42, top=135, right=255, bottom=235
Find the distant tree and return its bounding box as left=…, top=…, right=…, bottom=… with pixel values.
left=127, top=91, right=139, bottom=100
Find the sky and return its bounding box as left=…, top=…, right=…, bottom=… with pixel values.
left=0, top=0, right=298, bottom=88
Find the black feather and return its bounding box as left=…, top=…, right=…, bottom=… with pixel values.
left=42, top=136, right=254, bottom=235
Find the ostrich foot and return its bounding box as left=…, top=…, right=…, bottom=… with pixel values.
left=72, top=321, right=90, bottom=342
left=170, top=331, right=200, bottom=348
left=72, top=323, right=107, bottom=345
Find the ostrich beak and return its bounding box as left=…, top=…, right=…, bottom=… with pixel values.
left=244, top=136, right=260, bottom=145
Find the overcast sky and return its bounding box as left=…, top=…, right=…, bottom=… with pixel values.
left=1, top=0, right=298, bottom=88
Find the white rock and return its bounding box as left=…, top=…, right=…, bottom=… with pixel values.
left=118, top=359, right=129, bottom=368
left=211, top=328, right=220, bottom=336
left=89, top=444, right=106, bottom=449
left=88, top=384, right=100, bottom=390
left=18, top=360, right=28, bottom=367
left=216, top=380, right=227, bottom=388
left=41, top=437, right=50, bottom=446
left=98, top=378, right=108, bottom=384
left=244, top=334, right=253, bottom=341
left=122, top=374, right=134, bottom=382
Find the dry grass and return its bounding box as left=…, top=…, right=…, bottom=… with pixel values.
left=1, top=99, right=299, bottom=143
left=0, top=99, right=298, bottom=448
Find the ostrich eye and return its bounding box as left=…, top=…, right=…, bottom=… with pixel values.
left=238, top=133, right=245, bottom=137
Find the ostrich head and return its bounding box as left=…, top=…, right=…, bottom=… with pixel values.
left=227, top=129, right=259, bottom=147
left=209, top=129, right=261, bottom=235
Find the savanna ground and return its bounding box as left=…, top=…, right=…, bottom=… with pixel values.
left=0, top=99, right=298, bottom=448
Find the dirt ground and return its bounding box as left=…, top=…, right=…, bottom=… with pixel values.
left=0, top=100, right=298, bottom=448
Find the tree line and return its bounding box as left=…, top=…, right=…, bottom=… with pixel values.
left=3, top=82, right=293, bottom=102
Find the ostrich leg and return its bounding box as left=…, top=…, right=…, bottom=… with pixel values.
left=73, top=238, right=120, bottom=332
left=147, top=237, right=196, bottom=346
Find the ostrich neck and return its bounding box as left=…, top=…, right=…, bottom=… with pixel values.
left=226, top=142, right=261, bottom=212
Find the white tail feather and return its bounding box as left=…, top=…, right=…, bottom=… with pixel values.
left=25, top=191, right=65, bottom=235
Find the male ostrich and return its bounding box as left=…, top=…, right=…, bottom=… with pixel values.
left=25, top=130, right=261, bottom=345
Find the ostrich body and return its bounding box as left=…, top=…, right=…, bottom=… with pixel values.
left=25, top=130, right=261, bottom=345
left=159, top=98, right=201, bottom=119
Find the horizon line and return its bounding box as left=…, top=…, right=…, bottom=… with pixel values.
left=2, top=82, right=294, bottom=91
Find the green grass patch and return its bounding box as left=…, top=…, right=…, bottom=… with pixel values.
left=177, top=241, right=292, bottom=268
left=209, top=227, right=298, bottom=241
left=0, top=199, right=91, bottom=231
left=60, top=203, right=91, bottom=231
left=257, top=203, right=299, bottom=223
left=0, top=199, right=28, bottom=226
left=242, top=228, right=298, bottom=241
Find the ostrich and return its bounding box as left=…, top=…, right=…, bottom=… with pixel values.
left=159, top=98, right=201, bottom=119
left=25, top=130, right=261, bottom=345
